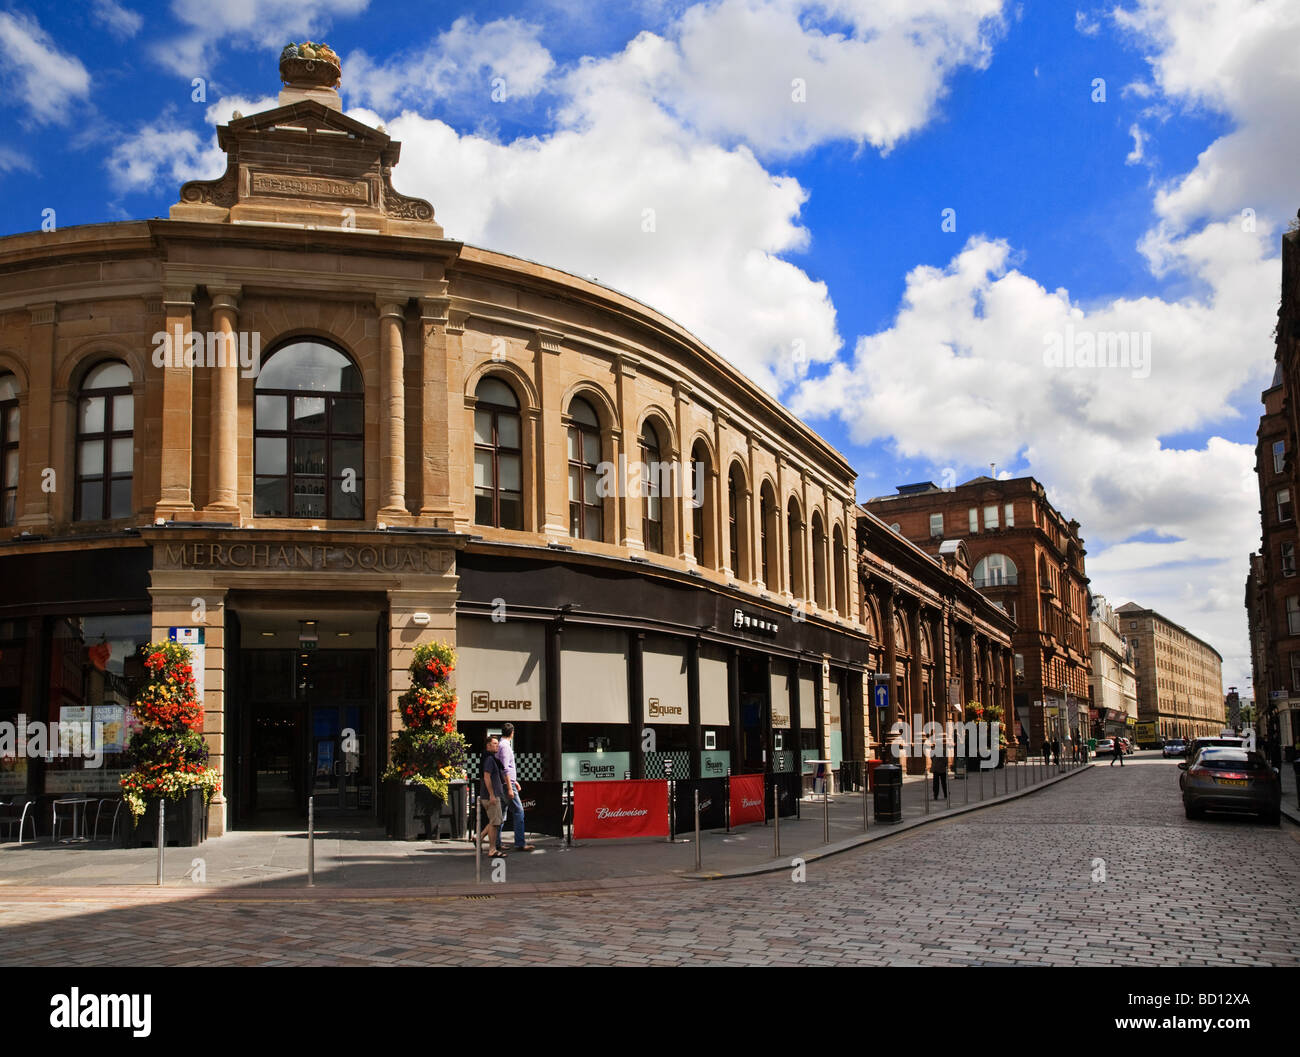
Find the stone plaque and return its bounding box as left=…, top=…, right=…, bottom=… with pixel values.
left=251, top=171, right=369, bottom=203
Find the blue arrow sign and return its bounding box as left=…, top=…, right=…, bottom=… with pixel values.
left=874, top=683, right=890, bottom=710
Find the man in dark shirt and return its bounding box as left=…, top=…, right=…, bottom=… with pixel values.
left=477, top=734, right=508, bottom=854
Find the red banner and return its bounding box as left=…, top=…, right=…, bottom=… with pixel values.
left=572, top=780, right=669, bottom=840
left=729, top=773, right=765, bottom=827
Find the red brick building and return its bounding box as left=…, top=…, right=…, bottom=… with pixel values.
left=1246, top=216, right=1300, bottom=757
left=864, top=477, right=1091, bottom=751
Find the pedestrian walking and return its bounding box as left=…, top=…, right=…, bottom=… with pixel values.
left=497, top=722, right=535, bottom=852
left=1052, top=738, right=1061, bottom=766
left=1042, top=740, right=1051, bottom=766
left=931, top=735, right=949, bottom=800
left=1110, top=737, right=1125, bottom=767
left=476, top=734, right=508, bottom=855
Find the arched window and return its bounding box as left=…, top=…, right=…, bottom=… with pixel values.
left=974, top=554, right=1018, bottom=588
left=690, top=441, right=713, bottom=567
left=812, top=511, right=827, bottom=608
left=567, top=397, right=603, bottom=541
left=75, top=361, right=133, bottom=521
left=787, top=498, right=805, bottom=599
left=727, top=463, right=749, bottom=580
left=640, top=421, right=664, bottom=553
left=0, top=373, right=18, bottom=526
left=254, top=340, right=363, bottom=519
left=760, top=481, right=778, bottom=588
left=832, top=524, right=847, bottom=616
left=473, top=377, right=523, bottom=530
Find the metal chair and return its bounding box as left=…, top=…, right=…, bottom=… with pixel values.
left=93, top=798, right=125, bottom=842
left=0, top=800, right=36, bottom=844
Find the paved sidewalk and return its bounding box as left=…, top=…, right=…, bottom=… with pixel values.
left=1281, top=756, right=1300, bottom=826
left=0, top=757, right=1091, bottom=898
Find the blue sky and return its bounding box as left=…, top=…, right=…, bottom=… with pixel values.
left=2, top=0, right=1295, bottom=689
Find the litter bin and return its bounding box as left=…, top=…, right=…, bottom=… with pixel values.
left=873, top=764, right=903, bottom=824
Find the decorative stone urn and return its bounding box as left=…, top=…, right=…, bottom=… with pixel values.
left=279, top=43, right=341, bottom=88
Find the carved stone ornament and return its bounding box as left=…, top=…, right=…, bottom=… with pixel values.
left=381, top=167, right=435, bottom=221
left=178, top=164, right=238, bottom=208
left=279, top=42, right=342, bottom=87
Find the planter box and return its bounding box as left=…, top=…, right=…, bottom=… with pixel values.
left=385, top=781, right=444, bottom=841
left=120, top=788, right=207, bottom=848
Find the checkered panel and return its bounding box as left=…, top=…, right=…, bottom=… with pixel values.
left=772, top=750, right=795, bottom=773
left=465, top=753, right=545, bottom=782
left=644, top=751, right=690, bottom=780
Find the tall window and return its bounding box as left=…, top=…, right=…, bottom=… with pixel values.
left=968, top=507, right=978, bottom=533
left=1288, top=597, right=1300, bottom=636
left=640, top=421, right=663, bottom=553
left=254, top=340, right=363, bottom=519
left=984, top=504, right=999, bottom=530
left=787, top=499, right=805, bottom=599
left=1280, top=488, right=1294, bottom=523
left=473, top=377, right=523, bottom=530
left=929, top=512, right=943, bottom=537
left=1282, top=542, right=1296, bottom=578
left=567, top=397, right=603, bottom=541
left=75, top=361, right=133, bottom=521
left=690, top=441, right=711, bottom=566
left=760, top=484, right=774, bottom=585
left=0, top=373, right=18, bottom=526
left=1004, top=502, right=1014, bottom=527
left=1274, top=440, right=1286, bottom=475
left=832, top=524, right=847, bottom=616
left=728, top=465, right=742, bottom=575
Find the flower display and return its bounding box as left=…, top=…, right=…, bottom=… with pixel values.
left=119, top=641, right=221, bottom=820
left=382, top=641, right=467, bottom=804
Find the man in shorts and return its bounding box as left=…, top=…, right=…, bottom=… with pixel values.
left=477, top=734, right=508, bottom=855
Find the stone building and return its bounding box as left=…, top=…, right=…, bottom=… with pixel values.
left=0, top=55, right=1013, bottom=834
left=864, top=476, right=1092, bottom=751
left=1116, top=603, right=1225, bottom=740
left=1088, top=595, right=1138, bottom=741
left=1246, top=216, right=1300, bottom=757
left=855, top=511, right=1016, bottom=769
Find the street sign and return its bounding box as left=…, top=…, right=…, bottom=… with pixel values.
left=874, top=683, right=890, bottom=710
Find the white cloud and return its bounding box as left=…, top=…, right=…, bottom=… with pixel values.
left=1075, top=10, right=1101, bottom=36
left=0, top=11, right=91, bottom=125
left=1125, top=123, right=1148, bottom=165
left=92, top=0, right=143, bottom=39
left=346, top=17, right=555, bottom=112
left=154, top=0, right=369, bottom=75
left=0, top=146, right=36, bottom=175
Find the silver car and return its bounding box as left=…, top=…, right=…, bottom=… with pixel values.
left=1179, top=747, right=1281, bottom=824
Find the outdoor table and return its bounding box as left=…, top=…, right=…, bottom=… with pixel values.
left=53, top=797, right=97, bottom=844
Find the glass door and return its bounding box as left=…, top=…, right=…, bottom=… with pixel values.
left=310, top=704, right=363, bottom=812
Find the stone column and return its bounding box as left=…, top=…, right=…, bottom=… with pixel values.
left=418, top=294, right=453, bottom=526
left=535, top=329, right=567, bottom=538
left=376, top=298, right=408, bottom=520
left=156, top=287, right=196, bottom=521
left=16, top=303, right=56, bottom=531
left=617, top=355, right=643, bottom=550
left=204, top=288, right=240, bottom=519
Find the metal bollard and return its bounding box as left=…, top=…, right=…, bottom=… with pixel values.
left=862, top=774, right=869, bottom=832
left=156, top=799, right=165, bottom=887
left=475, top=800, right=482, bottom=884
left=924, top=766, right=929, bottom=816
left=773, top=785, right=780, bottom=858
left=823, top=784, right=830, bottom=843
left=979, top=763, right=984, bottom=800
left=964, top=758, right=970, bottom=804
left=307, top=796, right=315, bottom=888
left=694, top=790, right=701, bottom=872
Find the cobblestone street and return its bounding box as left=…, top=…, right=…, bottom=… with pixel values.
left=2, top=754, right=1296, bottom=966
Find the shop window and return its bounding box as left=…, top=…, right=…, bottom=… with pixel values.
left=567, top=397, right=603, bottom=541
left=75, top=361, right=134, bottom=521
left=473, top=376, right=523, bottom=530
left=0, top=373, right=18, bottom=526
left=254, top=340, right=363, bottom=519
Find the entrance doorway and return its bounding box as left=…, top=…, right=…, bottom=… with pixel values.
left=738, top=651, right=771, bottom=774
left=231, top=604, right=382, bottom=828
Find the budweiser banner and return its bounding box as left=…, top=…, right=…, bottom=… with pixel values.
left=573, top=780, right=669, bottom=840
left=729, top=773, right=765, bottom=828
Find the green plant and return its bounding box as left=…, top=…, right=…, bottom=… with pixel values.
left=382, top=642, right=468, bottom=800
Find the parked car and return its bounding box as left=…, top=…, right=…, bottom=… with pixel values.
left=1096, top=738, right=1116, bottom=755
left=1179, top=747, right=1281, bottom=823
left=1162, top=738, right=1188, bottom=758
left=1185, top=736, right=1245, bottom=766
